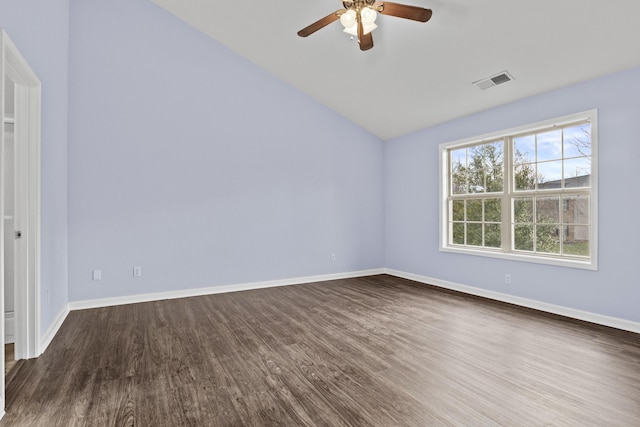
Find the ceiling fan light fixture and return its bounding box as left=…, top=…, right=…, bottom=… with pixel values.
left=341, top=7, right=378, bottom=36
left=362, top=22, right=377, bottom=35
left=343, top=26, right=357, bottom=36
left=343, top=22, right=377, bottom=36
left=297, top=1, right=433, bottom=51
left=360, top=7, right=377, bottom=24
left=340, top=9, right=357, bottom=28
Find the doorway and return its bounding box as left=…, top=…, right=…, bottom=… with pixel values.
left=1, top=29, right=41, bottom=414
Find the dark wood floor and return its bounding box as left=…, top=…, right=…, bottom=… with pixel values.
left=2, top=275, right=639, bottom=426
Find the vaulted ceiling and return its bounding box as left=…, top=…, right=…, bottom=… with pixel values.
left=150, top=0, right=640, bottom=140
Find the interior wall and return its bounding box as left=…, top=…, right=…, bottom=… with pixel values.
left=385, top=65, right=640, bottom=323
left=0, top=0, right=70, bottom=335
left=67, top=0, right=385, bottom=301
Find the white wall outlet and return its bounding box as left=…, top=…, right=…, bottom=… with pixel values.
left=505, top=274, right=512, bottom=285
left=331, top=253, right=336, bottom=262
left=133, top=266, right=142, bottom=277
left=92, top=269, right=102, bottom=281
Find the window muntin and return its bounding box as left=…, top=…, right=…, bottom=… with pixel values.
left=440, top=111, right=597, bottom=269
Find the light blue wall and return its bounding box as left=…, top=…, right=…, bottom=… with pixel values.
left=385, top=66, right=640, bottom=323
left=66, top=0, right=384, bottom=301
left=0, top=0, right=70, bottom=333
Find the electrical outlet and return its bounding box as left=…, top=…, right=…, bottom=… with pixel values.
left=505, top=274, right=512, bottom=285
left=92, top=269, right=102, bottom=281
left=133, top=266, right=142, bottom=277
left=331, top=253, right=336, bottom=262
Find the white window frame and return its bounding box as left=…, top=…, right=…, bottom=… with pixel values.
left=439, top=110, right=598, bottom=270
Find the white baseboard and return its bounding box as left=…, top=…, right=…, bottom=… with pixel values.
left=38, top=303, right=71, bottom=356
left=69, top=268, right=385, bottom=311
left=4, top=311, right=14, bottom=344
left=384, top=268, right=640, bottom=334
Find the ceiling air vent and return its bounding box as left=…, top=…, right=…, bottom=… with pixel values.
left=473, top=71, right=514, bottom=90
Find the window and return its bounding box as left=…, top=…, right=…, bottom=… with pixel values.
left=440, top=110, right=597, bottom=269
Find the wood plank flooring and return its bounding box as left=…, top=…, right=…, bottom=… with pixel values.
left=1, top=274, right=639, bottom=426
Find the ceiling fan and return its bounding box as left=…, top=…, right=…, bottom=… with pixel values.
left=297, top=0, right=432, bottom=51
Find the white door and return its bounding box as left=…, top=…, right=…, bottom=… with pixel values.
left=3, top=77, right=15, bottom=346
left=0, top=29, right=41, bottom=415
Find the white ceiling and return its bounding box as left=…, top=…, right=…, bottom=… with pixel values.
left=150, top=0, right=640, bottom=140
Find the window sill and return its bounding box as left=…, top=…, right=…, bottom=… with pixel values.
left=440, top=245, right=597, bottom=270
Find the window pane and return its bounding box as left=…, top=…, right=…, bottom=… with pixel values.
left=536, top=225, right=560, bottom=254
left=484, top=141, right=503, bottom=169
left=469, top=144, right=484, bottom=162
left=467, top=199, right=483, bottom=221
left=485, top=224, right=501, bottom=248
left=484, top=199, right=501, bottom=222
left=452, top=200, right=465, bottom=221
left=537, top=197, right=559, bottom=223
left=514, top=224, right=533, bottom=251
left=563, top=196, right=589, bottom=225
left=564, top=157, right=591, bottom=188
left=467, top=223, right=482, bottom=246
left=514, top=135, right=535, bottom=162
left=452, top=223, right=465, bottom=245
left=537, top=130, right=562, bottom=161
left=537, top=161, right=563, bottom=189
left=452, top=172, right=466, bottom=194
left=563, top=124, right=591, bottom=158
left=514, top=163, right=536, bottom=191
left=451, top=148, right=467, bottom=194
left=486, top=168, right=503, bottom=192
left=514, top=198, right=533, bottom=223
left=468, top=145, right=486, bottom=193
left=451, top=148, right=467, bottom=167
left=468, top=168, right=485, bottom=193
left=563, top=225, right=590, bottom=256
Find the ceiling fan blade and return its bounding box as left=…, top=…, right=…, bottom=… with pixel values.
left=297, top=10, right=344, bottom=37
left=376, top=2, right=432, bottom=22
left=358, top=21, right=374, bottom=51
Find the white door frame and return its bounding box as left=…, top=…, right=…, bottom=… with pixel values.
left=1, top=29, right=41, bottom=415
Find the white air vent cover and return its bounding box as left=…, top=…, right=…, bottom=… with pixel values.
left=473, top=71, right=514, bottom=90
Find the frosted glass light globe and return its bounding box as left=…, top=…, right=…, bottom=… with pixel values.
left=340, top=9, right=357, bottom=28
left=343, top=25, right=357, bottom=36
left=360, top=7, right=377, bottom=24
left=362, top=22, right=377, bottom=35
